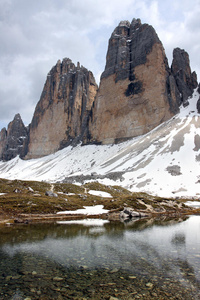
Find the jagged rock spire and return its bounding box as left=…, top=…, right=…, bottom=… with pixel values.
left=171, top=48, right=198, bottom=106
left=26, top=58, right=98, bottom=159
left=0, top=113, right=28, bottom=161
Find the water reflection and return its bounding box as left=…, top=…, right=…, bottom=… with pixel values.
left=171, top=233, right=186, bottom=246
left=0, top=216, right=200, bottom=299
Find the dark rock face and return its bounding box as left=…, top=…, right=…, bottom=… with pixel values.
left=26, top=58, right=97, bottom=158
left=197, top=83, right=200, bottom=113
left=101, top=19, right=161, bottom=82
left=0, top=114, right=28, bottom=161
left=88, top=18, right=180, bottom=144
left=171, top=48, right=198, bottom=106
left=197, top=98, right=200, bottom=113
left=198, top=83, right=200, bottom=94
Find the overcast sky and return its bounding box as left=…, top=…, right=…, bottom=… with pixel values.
left=0, top=0, right=200, bottom=130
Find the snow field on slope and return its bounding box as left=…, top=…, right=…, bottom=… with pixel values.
left=0, top=90, right=199, bottom=198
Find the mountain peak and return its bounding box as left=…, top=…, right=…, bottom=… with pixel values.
left=0, top=17, right=199, bottom=161
left=118, top=20, right=131, bottom=27
left=25, top=58, right=98, bottom=159
left=89, top=18, right=185, bottom=144
left=0, top=113, right=28, bottom=161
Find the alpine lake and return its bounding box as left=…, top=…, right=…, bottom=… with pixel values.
left=0, top=215, right=200, bottom=300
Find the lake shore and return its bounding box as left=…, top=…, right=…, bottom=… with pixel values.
left=0, top=178, right=200, bottom=225
left=1, top=205, right=199, bottom=226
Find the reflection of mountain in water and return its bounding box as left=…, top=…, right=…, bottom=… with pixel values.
left=0, top=216, right=188, bottom=245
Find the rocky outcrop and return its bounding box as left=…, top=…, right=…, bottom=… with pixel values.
left=0, top=114, right=28, bottom=161
left=196, top=83, right=200, bottom=113
left=171, top=48, right=198, bottom=106
left=120, top=207, right=149, bottom=220
left=26, top=58, right=97, bottom=159
left=88, top=18, right=181, bottom=144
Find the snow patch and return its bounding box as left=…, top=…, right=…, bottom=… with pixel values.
left=88, top=190, right=112, bottom=198
left=57, top=205, right=109, bottom=215
left=0, top=90, right=200, bottom=198
left=185, top=201, right=200, bottom=208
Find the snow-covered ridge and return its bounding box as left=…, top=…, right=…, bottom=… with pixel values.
left=0, top=90, right=200, bottom=198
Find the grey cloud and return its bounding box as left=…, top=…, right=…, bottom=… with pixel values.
left=0, top=0, right=199, bottom=130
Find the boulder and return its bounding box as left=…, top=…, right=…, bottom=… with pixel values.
left=120, top=207, right=148, bottom=220
left=45, top=191, right=58, bottom=197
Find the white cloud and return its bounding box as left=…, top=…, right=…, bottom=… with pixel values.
left=0, top=0, right=199, bottom=129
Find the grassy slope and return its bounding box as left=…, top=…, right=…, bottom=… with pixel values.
left=0, top=178, right=197, bottom=220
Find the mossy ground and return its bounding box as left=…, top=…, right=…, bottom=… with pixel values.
left=0, top=178, right=198, bottom=222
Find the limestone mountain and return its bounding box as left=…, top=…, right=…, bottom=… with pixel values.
left=26, top=58, right=97, bottom=159
left=0, top=114, right=28, bottom=161
left=88, top=18, right=198, bottom=144
left=0, top=18, right=198, bottom=160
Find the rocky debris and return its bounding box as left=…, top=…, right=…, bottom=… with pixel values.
left=88, top=18, right=182, bottom=144
left=166, top=165, right=182, bottom=176
left=14, top=218, right=29, bottom=224
left=62, top=171, right=124, bottom=184
left=120, top=207, right=148, bottom=220
left=171, top=48, right=198, bottom=106
left=45, top=191, right=58, bottom=197
left=0, top=114, right=28, bottom=161
left=26, top=58, right=97, bottom=159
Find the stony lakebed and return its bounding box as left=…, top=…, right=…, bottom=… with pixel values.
left=0, top=178, right=200, bottom=299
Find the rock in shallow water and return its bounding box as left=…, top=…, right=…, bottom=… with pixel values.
left=120, top=207, right=149, bottom=220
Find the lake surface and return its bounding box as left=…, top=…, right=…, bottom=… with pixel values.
left=0, top=216, right=200, bottom=299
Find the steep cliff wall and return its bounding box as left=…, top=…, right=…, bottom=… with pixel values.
left=26, top=58, right=97, bottom=159
left=88, top=19, right=197, bottom=144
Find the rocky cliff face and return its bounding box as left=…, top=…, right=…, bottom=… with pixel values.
left=0, top=18, right=198, bottom=160
left=0, top=114, right=28, bottom=161
left=88, top=18, right=198, bottom=144
left=26, top=58, right=97, bottom=159
left=171, top=48, right=198, bottom=106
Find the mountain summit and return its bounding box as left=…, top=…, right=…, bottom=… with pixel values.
left=0, top=18, right=199, bottom=160
left=26, top=58, right=98, bottom=159
left=88, top=18, right=197, bottom=144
